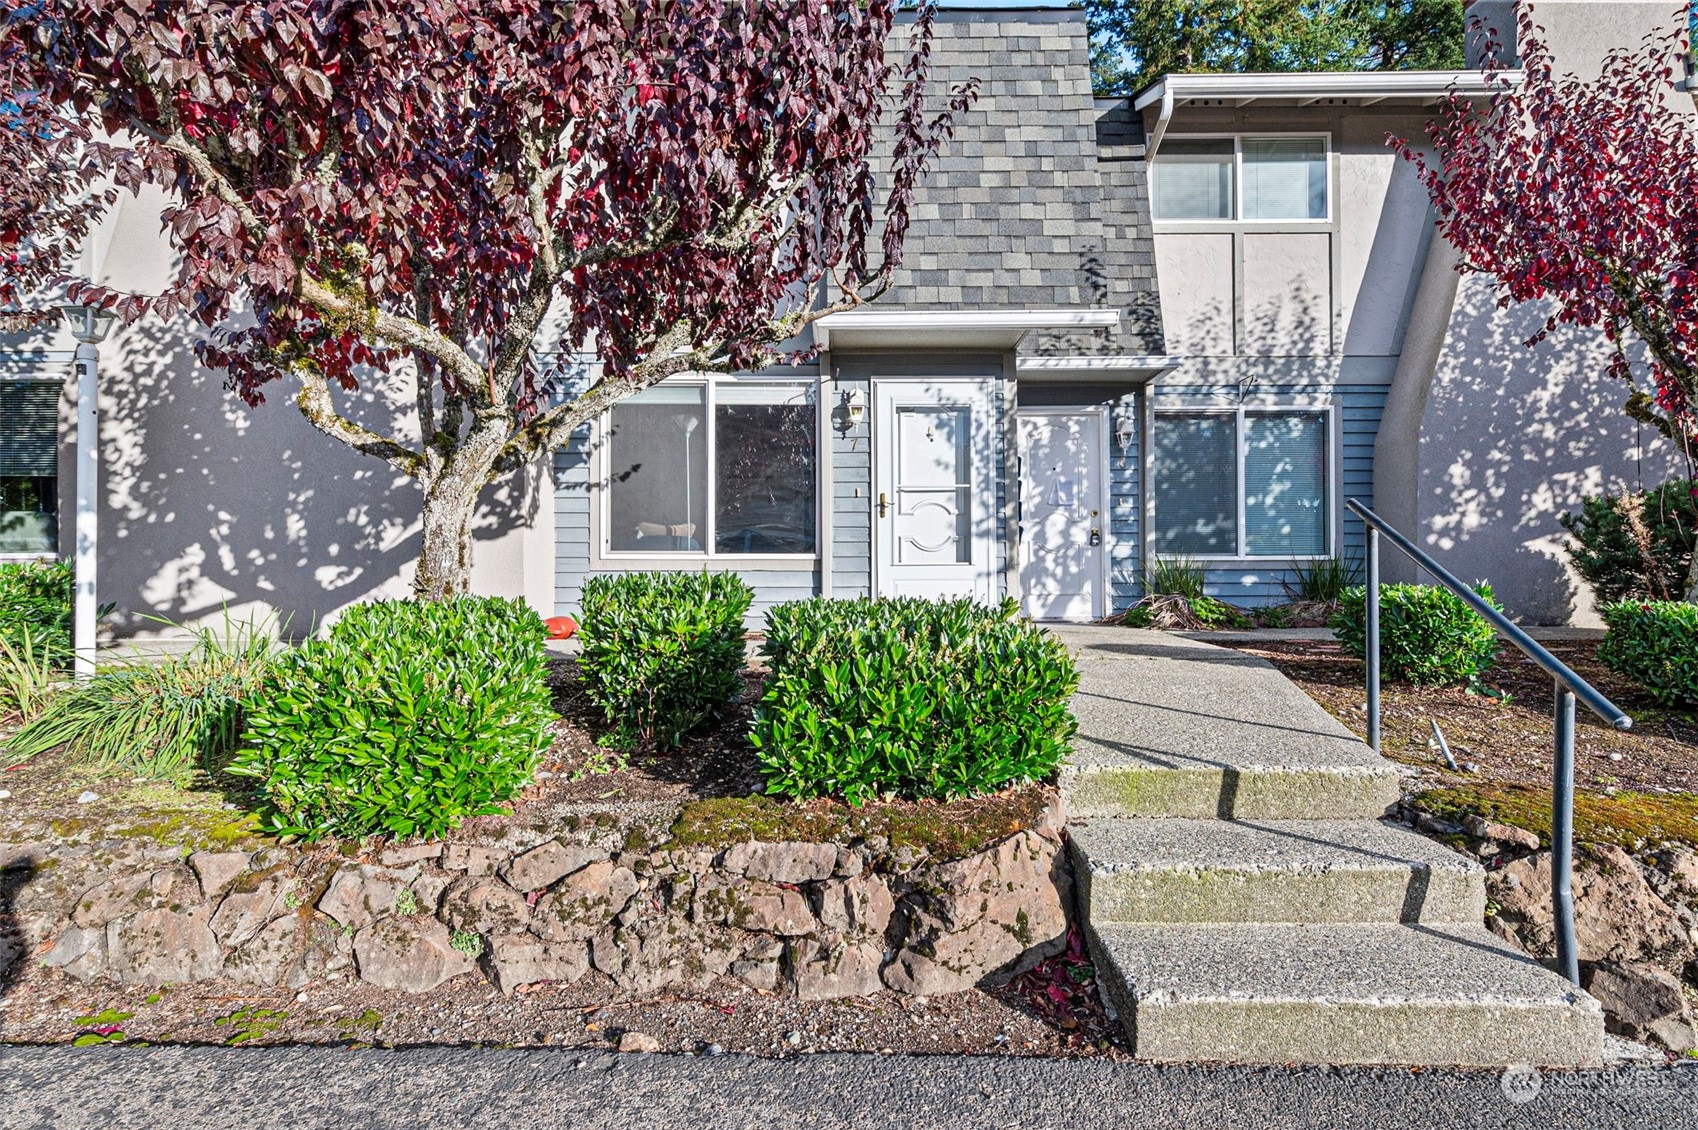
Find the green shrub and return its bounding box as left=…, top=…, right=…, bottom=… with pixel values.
left=576, top=571, right=753, bottom=748
left=3, top=619, right=274, bottom=778
left=1331, top=582, right=1501, bottom=686
left=0, top=561, right=72, bottom=662
left=1598, top=601, right=1698, bottom=709
left=1125, top=556, right=1247, bottom=629
left=231, top=597, right=554, bottom=840
left=1559, top=480, right=1696, bottom=603
left=752, top=597, right=1078, bottom=805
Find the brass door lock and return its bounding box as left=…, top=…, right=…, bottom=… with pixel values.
left=1089, top=527, right=1102, bottom=546
left=878, top=491, right=890, bottom=518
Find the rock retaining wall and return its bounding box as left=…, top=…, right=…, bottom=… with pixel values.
left=1, top=806, right=1071, bottom=1000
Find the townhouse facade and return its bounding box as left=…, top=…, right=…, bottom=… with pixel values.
left=1, top=1, right=1689, bottom=633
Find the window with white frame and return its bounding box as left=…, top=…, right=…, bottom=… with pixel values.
left=602, top=379, right=817, bottom=557
left=0, top=378, right=59, bottom=556
left=1151, top=408, right=1331, bottom=558
left=1151, top=135, right=1329, bottom=222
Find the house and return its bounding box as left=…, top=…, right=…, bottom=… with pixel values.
left=1, top=1, right=1688, bottom=635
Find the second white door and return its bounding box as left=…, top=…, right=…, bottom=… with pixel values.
left=1017, top=410, right=1106, bottom=621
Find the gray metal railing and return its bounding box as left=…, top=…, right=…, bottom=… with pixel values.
left=1346, top=498, right=1632, bottom=987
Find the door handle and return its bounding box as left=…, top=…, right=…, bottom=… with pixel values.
left=878, top=492, right=889, bottom=518
left=1089, top=527, right=1102, bottom=546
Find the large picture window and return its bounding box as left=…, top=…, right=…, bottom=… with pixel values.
left=603, top=380, right=817, bottom=558
left=1152, top=408, right=1331, bottom=558
left=1151, top=135, right=1330, bottom=222
left=0, top=379, right=59, bottom=556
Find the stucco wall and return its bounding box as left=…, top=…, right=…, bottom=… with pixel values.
left=1392, top=0, right=1695, bottom=624
left=6, top=188, right=555, bottom=640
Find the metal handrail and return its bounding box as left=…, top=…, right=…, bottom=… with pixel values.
left=1346, top=498, right=1632, bottom=988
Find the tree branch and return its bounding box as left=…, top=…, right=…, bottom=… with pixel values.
left=294, top=368, right=427, bottom=479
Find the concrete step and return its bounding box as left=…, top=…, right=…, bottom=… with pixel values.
left=1057, top=628, right=1401, bottom=820
left=1087, top=921, right=1605, bottom=1067
left=1070, top=818, right=1485, bottom=925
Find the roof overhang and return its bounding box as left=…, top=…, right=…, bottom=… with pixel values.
left=1015, top=354, right=1182, bottom=384
left=813, top=308, right=1119, bottom=352
left=1133, top=70, right=1522, bottom=112
left=1132, top=70, right=1524, bottom=159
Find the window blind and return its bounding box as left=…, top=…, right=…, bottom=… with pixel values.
left=1152, top=413, right=1238, bottom=555
left=1241, top=137, right=1327, bottom=221
left=1152, top=139, right=1235, bottom=220
left=0, top=379, right=59, bottom=477
left=1244, top=412, right=1327, bottom=555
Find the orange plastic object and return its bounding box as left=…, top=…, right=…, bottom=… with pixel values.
left=544, top=615, right=578, bottom=640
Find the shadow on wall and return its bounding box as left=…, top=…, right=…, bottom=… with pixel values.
left=92, top=317, right=543, bottom=639
left=1420, top=275, right=1690, bottom=625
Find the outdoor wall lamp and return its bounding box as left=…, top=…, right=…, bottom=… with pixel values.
left=1114, top=414, right=1136, bottom=452
left=831, top=388, right=865, bottom=434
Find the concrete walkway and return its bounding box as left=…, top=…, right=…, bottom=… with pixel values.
left=1049, top=627, right=1603, bottom=1067
left=3, top=1046, right=1694, bottom=1130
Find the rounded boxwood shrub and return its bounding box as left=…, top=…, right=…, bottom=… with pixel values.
left=1331, top=582, right=1500, bottom=686
left=1559, top=479, right=1696, bottom=603
left=1598, top=600, right=1698, bottom=709
left=231, top=596, right=554, bottom=840
left=752, top=596, right=1078, bottom=805
left=576, top=571, right=754, bottom=749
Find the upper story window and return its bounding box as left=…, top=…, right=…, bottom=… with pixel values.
left=1151, top=135, right=1329, bottom=222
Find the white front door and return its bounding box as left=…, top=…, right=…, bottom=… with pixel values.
left=1017, top=410, right=1106, bottom=621
left=872, top=379, right=996, bottom=602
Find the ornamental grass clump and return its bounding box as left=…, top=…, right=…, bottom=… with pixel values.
left=231, top=597, right=554, bottom=840
left=576, top=571, right=753, bottom=749
left=1598, top=601, right=1698, bottom=710
left=3, top=618, right=275, bottom=779
left=752, top=596, right=1079, bottom=805
left=1331, top=582, right=1500, bottom=687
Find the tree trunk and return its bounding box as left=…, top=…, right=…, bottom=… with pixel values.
left=413, top=421, right=508, bottom=601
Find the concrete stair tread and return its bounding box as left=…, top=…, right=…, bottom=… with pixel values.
left=1088, top=921, right=1603, bottom=1066
left=1055, top=629, right=1401, bottom=819
left=1069, top=817, right=1480, bottom=877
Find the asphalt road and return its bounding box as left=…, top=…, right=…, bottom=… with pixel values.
left=2, top=1047, right=1696, bottom=1130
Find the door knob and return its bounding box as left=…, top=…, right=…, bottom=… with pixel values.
left=1089, top=528, right=1102, bottom=546
left=878, top=492, right=889, bottom=518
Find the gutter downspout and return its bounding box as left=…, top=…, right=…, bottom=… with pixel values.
left=1372, top=226, right=1461, bottom=584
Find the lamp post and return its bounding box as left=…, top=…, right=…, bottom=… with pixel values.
left=59, top=304, right=117, bottom=678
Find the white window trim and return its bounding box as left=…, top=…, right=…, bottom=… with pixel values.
left=1150, top=131, right=1333, bottom=226
left=591, top=373, right=822, bottom=568
left=1149, top=403, right=1339, bottom=562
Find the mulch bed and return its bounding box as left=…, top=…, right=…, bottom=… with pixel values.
left=1215, top=637, right=1698, bottom=848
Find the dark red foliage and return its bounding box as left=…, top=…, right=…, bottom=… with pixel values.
left=0, top=0, right=970, bottom=437
left=1393, top=3, right=1698, bottom=448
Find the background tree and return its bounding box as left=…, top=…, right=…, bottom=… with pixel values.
left=0, top=0, right=974, bottom=598
left=1088, top=0, right=1464, bottom=96
left=1394, top=6, right=1698, bottom=601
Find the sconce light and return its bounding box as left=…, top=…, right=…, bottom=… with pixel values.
left=1114, top=415, right=1136, bottom=452
left=830, top=388, right=865, bottom=435
left=59, top=303, right=118, bottom=345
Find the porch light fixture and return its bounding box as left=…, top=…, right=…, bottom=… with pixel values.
left=60, top=303, right=118, bottom=345
left=58, top=303, right=117, bottom=678
left=1114, top=415, right=1136, bottom=452
left=830, top=388, right=865, bottom=434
